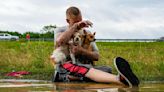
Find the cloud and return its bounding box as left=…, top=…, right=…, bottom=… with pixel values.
left=0, top=0, right=164, bottom=38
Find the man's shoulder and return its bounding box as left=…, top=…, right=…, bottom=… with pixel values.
left=55, top=26, right=68, bottom=33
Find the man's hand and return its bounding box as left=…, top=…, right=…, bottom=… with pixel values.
left=75, top=20, right=93, bottom=30
left=70, top=44, right=83, bottom=55
left=70, top=44, right=99, bottom=61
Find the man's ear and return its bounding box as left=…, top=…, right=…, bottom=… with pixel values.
left=66, top=19, right=70, bottom=24
left=93, top=32, right=96, bottom=35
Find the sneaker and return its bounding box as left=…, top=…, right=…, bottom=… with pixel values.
left=52, top=70, right=60, bottom=82
left=114, top=57, right=140, bottom=87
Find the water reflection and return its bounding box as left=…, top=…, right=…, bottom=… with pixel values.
left=0, top=79, right=163, bottom=92
left=54, top=82, right=139, bottom=92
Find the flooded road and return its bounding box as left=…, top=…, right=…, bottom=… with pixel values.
left=0, top=79, right=163, bottom=92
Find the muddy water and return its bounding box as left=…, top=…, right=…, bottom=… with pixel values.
left=0, top=79, right=163, bottom=92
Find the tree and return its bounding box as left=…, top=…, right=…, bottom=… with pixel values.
left=40, top=25, right=57, bottom=38
left=22, top=32, right=40, bottom=38
left=0, top=24, right=57, bottom=39
left=157, top=36, right=164, bottom=42
left=160, top=37, right=164, bottom=40
left=41, top=25, right=56, bottom=33
left=0, top=30, right=22, bottom=37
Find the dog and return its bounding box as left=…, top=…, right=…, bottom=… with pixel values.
left=81, top=30, right=96, bottom=65
left=50, top=29, right=84, bottom=67
left=50, top=45, right=68, bottom=68
left=69, top=30, right=85, bottom=64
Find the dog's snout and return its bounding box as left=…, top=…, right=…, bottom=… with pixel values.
left=76, top=38, right=79, bottom=41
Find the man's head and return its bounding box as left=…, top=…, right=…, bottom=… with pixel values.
left=66, top=6, right=82, bottom=25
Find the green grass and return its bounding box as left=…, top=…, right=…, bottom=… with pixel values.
left=0, top=41, right=164, bottom=81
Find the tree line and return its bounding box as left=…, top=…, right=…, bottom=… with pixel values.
left=0, top=25, right=56, bottom=38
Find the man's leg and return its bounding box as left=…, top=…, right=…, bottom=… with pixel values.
left=82, top=66, right=113, bottom=82
left=61, top=62, right=123, bottom=85
left=85, top=68, right=122, bottom=84
left=94, top=66, right=112, bottom=73
left=86, top=57, right=139, bottom=87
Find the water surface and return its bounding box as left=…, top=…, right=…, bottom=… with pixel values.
left=0, top=79, right=163, bottom=92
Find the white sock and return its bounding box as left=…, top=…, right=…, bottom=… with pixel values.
left=116, top=74, right=120, bottom=81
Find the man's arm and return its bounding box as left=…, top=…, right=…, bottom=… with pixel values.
left=81, top=48, right=99, bottom=61
left=71, top=45, right=99, bottom=61
left=56, top=20, right=93, bottom=47
left=56, top=24, right=78, bottom=47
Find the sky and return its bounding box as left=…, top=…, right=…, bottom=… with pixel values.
left=0, top=0, right=164, bottom=39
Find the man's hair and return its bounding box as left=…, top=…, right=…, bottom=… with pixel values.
left=66, top=6, right=81, bottom=18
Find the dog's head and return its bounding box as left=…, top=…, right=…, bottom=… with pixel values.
left=83, top=30, right=96, bottom=42
left=73, top=32, right=83, bottom=45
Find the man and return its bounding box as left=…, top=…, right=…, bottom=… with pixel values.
left=51, top=6, right=139, bottom=87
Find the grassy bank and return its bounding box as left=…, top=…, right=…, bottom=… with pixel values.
left=0, top=41, right=164, bottom=81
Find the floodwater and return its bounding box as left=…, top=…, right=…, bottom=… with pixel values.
left=0, top=79, right=163, bottom=92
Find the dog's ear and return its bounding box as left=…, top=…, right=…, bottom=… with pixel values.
left=93, top=32, right=96, bottom=35
left=66, top=19, right=70, bottom=24
left=83, top=30, right=87, bottom=35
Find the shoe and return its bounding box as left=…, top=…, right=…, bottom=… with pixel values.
left=52, top=70, right=59, bottom=82
left=114, top=57, right=140, bottom=87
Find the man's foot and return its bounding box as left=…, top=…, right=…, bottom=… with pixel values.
left=114, top=57, right=140, bottom=87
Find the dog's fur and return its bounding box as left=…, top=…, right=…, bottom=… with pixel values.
left=50, top=29, right=84, bottom=67
left=50, top=29, right=96, bottom=67
left=50, top=44, right=69, bottom=68
left=69, top=30, right=85, bottom=64
left=82, top=30, right=96, bottom=65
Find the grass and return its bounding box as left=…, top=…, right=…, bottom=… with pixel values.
left=0, top=41, right=164, bottom=82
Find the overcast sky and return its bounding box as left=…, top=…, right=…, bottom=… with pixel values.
left=0, top=0, right=164, bottom=39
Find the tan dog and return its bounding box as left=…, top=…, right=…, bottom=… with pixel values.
left=82, top=30, right=96, bottom=65
left=69, top=29, right=85, bottom=64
